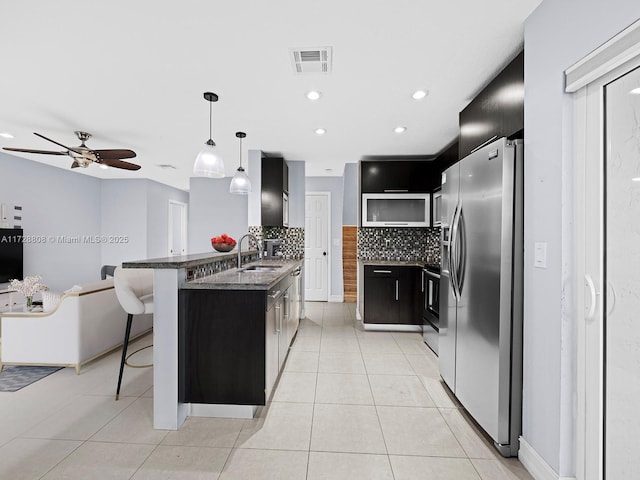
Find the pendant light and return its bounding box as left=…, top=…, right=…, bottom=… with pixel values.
left=229, top=131, right=252, bottom=194
left=193, top=92, right=225, bottom=178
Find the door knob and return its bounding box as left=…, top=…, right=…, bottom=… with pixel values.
left=323, top=252, right=327, bottom=256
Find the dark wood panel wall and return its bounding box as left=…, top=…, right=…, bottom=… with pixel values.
left=342, top=226, right=357, bottom=302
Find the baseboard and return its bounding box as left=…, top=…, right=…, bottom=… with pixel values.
left=518, top=437, right=576, bottom=480
left=328, top=294, right=344, bottom=302
left=356, top=308, right=362, bottom=321
left=363, top=323, right=422, bottom=332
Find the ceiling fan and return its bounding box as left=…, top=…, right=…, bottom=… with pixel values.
left=2, top=131, right=141, bottom=170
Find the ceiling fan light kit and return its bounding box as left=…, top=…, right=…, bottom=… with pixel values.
left=193, top=91, right=225, bottom=178
left=229, top=131, right=251, bottom=194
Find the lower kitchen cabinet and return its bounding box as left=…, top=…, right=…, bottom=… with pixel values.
left=179, top=272, right=299, bottom=406
left=363, top=265, right=420, bottom=325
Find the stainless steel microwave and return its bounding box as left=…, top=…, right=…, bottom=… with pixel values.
left=362, top=193, right=431, bottom=227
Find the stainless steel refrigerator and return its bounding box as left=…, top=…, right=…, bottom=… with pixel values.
left=439, top=137, right=523, bottom=457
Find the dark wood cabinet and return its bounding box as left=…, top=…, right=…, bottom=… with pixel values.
left=360, top=161, right=432, bottom=193
left=397, top=266, right=418, bottom=324
left=179, top=274, right=295, bottom=406
left=363, top=265, right=420, bottom=325
left=179, top=288, right=267, bottom=405
left=261, top=155, right=289, bottom=226
left=459, top=51, right=524, bottom=159
left=363, top=268, right=398, bottom=324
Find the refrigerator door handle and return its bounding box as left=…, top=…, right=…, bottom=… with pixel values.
left=447, top=205, right=457, bottom=299
left=456, top=205, right=466, bottom=295
left=450, top=202, right=462, bottom=300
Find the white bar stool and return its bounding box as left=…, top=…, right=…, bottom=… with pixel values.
left=113, top=267, right=154, bottom=400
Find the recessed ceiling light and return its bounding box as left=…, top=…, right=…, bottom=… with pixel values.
left=306, top=90, right=321, bottom=100
left=412, top=90, right=428, bottom=100
left=631, top=87, right=640, bottom=95
left=394, top=126, right=407, bottom=134
left=315, top=128, right=326, bottom=135
left=99, top=164, right=109, bottom=170
left=632, top=177, right=640, bottom=182
left=0, top=132, right=14, bottom=139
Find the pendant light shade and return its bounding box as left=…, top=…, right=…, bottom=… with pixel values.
left=229, top=131, right=252, bottom=194
left=193, top=92, right=225, bottom=178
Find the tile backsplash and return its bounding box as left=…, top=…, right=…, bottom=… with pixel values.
left=186, top=252, right=260, bottom=280
left=357, top=227, right=440, bottom=263
left=248, top=226, right=305, bottom=259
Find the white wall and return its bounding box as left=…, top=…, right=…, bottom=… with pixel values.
left=342, top=163, right=358, bottom=226
left=101, top=179, right=190, bottom=265
left=287, top=160, right=305, bottom=228
left=247, top=150, right=262, bottom=227
left=524, top=1, right=640, bottom=476
left=306, top=176, right=343, bottom=299
left=146, top=180, right=189, bottom=258
left=101, top=179, right=148, bottom=266
left=188, top=177, right=248, bottom=254
left=0, top=152, right=103, bottom=291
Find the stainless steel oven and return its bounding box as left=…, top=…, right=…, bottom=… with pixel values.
left=422, top=267, right=440, bottom=354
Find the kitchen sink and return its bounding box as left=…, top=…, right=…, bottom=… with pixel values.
left=240, top=265, right=283, bottom=272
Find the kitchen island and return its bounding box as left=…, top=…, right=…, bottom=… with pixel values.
left=180, top=259, right=303, bottom=420
left=122, top=251, right=301, bottom=430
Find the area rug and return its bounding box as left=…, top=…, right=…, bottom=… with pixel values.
left=0, top=366, right=63, bottom=392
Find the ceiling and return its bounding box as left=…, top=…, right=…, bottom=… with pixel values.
left=0, top=0, right=541, bottom=191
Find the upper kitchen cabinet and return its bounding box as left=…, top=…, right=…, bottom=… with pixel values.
left=459, top=51, right=524, bottom=159
left=261, top=155, right=289, bottom=227
left=360, top=160, right=431, bottom=193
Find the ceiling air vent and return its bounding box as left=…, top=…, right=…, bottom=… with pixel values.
left=290, top=47, right=332, bottom=74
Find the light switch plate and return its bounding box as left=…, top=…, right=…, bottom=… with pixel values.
left=534, top=242, right=547, bottom=268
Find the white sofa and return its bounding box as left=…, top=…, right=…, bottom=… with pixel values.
left=0, top=278, right=153, bottom=373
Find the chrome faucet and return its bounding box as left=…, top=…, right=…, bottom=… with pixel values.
left=237, top=233, right=263, bottom=268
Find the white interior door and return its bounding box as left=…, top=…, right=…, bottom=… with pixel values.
left=580, top=57, right=640, bottom=480
left=305, top=193, right=329, bottom=301
left=168, top=201, right=187, bottom=256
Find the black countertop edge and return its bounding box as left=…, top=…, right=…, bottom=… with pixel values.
left=122, top=250, right=258, bottom=269
left=181, top=259, right=304, bottom=291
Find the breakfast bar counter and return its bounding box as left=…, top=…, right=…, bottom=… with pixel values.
left=123, top=250, right=259, bottom=430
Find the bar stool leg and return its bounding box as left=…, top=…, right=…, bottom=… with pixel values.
left=116, top=313, right=134, bottom=400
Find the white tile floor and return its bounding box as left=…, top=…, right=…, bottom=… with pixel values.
left=0, top=302, right=533, bottom=479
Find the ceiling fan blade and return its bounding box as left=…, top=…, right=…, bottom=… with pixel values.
left=93, top=149, right=137, bottom=160
left=99, top=158, right=141, bottom=171
left=3, top=147, right=68, bottom=155
left=33, top=132, right=82, bottom=154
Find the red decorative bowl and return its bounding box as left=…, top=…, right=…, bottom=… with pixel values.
left=212, top=242, right=235, bottom=252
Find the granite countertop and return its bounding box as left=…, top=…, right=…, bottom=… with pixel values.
left=182, top=259, right=303, bottom=291
left=122, top=250, right=258, bottom=269
left=360, top=259, right=441, bottom=273
left=360, top=259, right=438, bottom=268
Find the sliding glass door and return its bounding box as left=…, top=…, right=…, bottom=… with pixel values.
left=602, top=64, right=640, bottom=479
